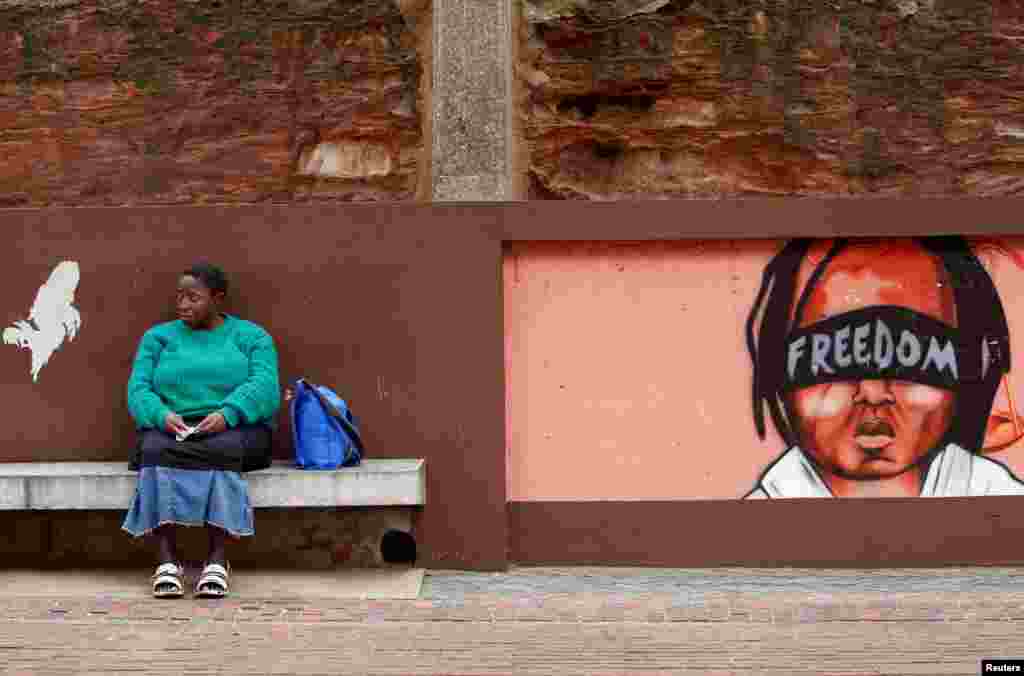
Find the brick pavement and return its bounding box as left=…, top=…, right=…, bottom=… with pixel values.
left=0, top=567, right=1022, bottom=675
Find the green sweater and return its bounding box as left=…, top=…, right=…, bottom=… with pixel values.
left=127, top=315, right=281, bottom=430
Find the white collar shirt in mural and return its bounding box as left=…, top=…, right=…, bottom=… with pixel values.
left=746, top=443, right=1024, bottom=498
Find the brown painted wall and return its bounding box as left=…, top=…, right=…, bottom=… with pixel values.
left=3, top=200, right=1024, bottom=569
left=498, top=198, right=1024, bottom=240
left=498, top=198, right=1024, bottom=566
left=510, top=498, right=1024, bottom=567
left=0, top=205, right=505, bottom=570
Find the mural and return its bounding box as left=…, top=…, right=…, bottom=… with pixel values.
left=2, top=261, right=82, bottom=382
left=746, top=238, right=1024, bottom=498
left=507, top=238, right=1024, bottom=501
left=504, top=239, right=1024, bottom=502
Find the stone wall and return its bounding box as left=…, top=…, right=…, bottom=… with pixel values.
left=0, top=0, right=430, bottom=206
left=519, top=0, right=1024, bottom=199
left=1, top=508, right=416, bottom=569
left=9, top=1, right=1017, bottom=203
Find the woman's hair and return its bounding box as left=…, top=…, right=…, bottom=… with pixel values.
left=183, top=262, right=229, bottom=297
left=747, top=236, right=1011, bottom=452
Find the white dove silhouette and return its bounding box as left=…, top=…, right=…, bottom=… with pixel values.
left=2, top=261, right=82, bottom=382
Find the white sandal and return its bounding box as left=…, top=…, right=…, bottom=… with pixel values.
left=195, top=562, right=230, bottom=598
left=152, top=562, right=185, bottom=599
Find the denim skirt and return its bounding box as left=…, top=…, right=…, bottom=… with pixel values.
left=121, top=426, right=268, bottom=538
left=121, top=466, right=254, bottom=538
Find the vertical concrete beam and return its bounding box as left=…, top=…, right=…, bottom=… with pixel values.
left=432, top=0, right=512, bottom=201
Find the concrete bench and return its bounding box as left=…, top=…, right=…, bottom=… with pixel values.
left=0, top=459, right=426, bottom=510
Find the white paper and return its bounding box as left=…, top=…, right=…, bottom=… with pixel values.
left=175, top=425, right=199, bottom=442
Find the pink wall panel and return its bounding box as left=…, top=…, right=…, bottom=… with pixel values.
left=504, top=239, right=1024, bottom=501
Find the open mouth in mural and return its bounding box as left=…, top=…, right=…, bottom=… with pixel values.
left=855, top=435, right=895, bottom=450
left=853, top=420, right=896, bottom=453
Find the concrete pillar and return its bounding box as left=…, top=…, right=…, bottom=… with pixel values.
left=431, top=0, right=513, bottom=201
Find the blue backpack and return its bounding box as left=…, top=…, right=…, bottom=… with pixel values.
left=290, top=378, right=364, bottom=469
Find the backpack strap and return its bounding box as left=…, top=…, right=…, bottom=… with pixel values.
left=297, top=379, right=366, bottom=459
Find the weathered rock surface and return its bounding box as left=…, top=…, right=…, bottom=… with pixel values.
left=0, top=0, right=427, bottom=206
left=520, top=0, right=1024, bottom=199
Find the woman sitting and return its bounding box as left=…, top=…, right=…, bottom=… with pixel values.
left=122, top=263, right=281, bottom=598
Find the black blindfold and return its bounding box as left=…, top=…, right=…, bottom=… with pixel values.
left=784, top=305, right=998, bottom=391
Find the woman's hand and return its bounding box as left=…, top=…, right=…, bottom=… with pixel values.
left=164, top=412, right=190, bottom=436
left=196, top=411, right=228, bottom=435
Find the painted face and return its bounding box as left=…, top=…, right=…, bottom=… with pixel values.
left=788, top=241, right=957, bottom=479
left=176, top=275, right=222, bottom=329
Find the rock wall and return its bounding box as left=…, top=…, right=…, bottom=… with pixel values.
left=0, top=0, right=429, bottom=206
left=8, top=0, right=1018, bottom=204
left=519, top=0, right=1024, bottom=199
